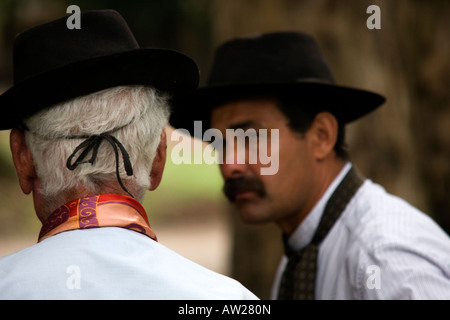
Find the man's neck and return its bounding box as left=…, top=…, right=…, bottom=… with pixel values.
left=278, top=157, right=347, bottom=235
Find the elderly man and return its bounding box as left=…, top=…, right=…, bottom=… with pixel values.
left=0, top=10, right=257, bottom=300
left=171, top=31, right=450, bottom=299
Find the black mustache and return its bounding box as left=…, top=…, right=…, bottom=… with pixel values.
left=223, top=177, right=266, bottom=202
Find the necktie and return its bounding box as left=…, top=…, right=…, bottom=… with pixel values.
left=277, top=166, right=364, bottom=300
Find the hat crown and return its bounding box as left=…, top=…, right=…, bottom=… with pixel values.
left=13, top=10, right=139, bottom=84
left=0, top=9, right=199, bottom=130
left=207, top=31, right=335, bottom=86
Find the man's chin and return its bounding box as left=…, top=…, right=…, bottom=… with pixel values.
left=235, top=201, right=271, bottom=225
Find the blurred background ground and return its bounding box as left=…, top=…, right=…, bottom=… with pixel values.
left=1, top=0, right=449, bottom=299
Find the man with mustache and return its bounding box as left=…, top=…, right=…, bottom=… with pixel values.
left=171, top=31, right=450, bottom=299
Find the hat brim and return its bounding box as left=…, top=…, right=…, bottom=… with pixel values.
left=0, top=48, right=199, bottom=130
left=170, top=81, right=385, bottom=139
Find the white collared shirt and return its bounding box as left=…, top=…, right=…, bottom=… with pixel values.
left=0, top=227, right=259, bottom=300
left=271, top=163, right=450, bottom=299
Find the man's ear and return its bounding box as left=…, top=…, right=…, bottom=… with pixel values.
left=149, top=129, right=167, bottom=191
left=308, top=112, right=338, bottom=161
left=10, top=128, right=37, bottom=194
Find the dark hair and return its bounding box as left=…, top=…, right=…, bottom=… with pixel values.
left=276, top=95, right=349, bottom=161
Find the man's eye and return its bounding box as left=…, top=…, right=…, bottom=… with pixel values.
left=208, top=137, right=225, bottom=150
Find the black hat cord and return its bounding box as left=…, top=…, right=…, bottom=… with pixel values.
left=21, top=122, right=136, bottom=199
left=66, top=132, right=134, bottom=198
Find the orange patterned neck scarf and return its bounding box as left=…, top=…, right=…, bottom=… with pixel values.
left=38, top=194, right=157, bottom=242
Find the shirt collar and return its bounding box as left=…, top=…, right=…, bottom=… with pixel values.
left=288, top=162, right=352, bottom=251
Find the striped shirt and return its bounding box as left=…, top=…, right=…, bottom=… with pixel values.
left=271, top=163, right=450, bottom=299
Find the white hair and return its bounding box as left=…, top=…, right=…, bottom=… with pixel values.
left=24, top=85, right=170, bottom=207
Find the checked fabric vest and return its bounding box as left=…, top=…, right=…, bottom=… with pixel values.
left=277, top=166, right=364, bottom=300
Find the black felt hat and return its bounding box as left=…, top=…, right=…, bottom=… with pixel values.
left=170, top=31, right=385, bottom=139
left=0, top=9, right=199, bottom=130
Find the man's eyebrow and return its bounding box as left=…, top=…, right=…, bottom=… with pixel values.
left=229, top=120, right=261, bottom=130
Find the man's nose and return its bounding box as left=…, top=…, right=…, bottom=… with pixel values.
left=219, top=142, right=250, bottom=178
left=220, top=160, right=249, bottom=179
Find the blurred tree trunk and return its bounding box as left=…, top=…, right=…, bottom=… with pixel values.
left=228, top=207, right=283, bottom=299
left=211, top=0, right=450, bottom=298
